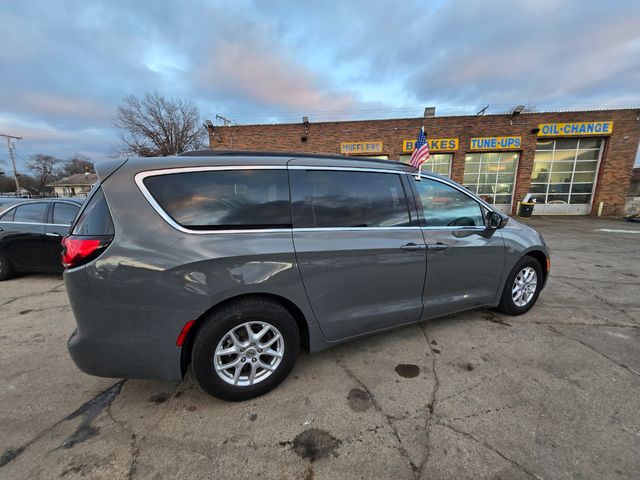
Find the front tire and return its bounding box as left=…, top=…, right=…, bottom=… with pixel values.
left=497, top=256, right=543, bottom=315
left=191, top=298, right=300, bottom=401
left=0, top=253, right=14, bottom=281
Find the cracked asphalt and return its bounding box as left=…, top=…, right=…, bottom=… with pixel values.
left=1, top=216, right=639, bottom=479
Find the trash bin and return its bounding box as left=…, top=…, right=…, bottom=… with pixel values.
left=518, top=202, right=535, bottom=217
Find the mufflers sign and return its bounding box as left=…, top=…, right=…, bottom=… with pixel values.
left=340, top=141, right=383, bottom=154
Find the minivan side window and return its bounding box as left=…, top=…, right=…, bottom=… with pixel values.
left=13, top=203, right=48, bottom=223
left=290, top=170, right=412, bottom=228
left=143, top=169, right=291, bottom=230
left=414, top=178, right=484, bottom=227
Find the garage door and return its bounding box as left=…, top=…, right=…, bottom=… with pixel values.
left=529, top=138, right=602, bottom=215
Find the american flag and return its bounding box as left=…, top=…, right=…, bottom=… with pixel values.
left=409, top=127, right=430, bottom=168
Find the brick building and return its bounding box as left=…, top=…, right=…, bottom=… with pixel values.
left=206, top=109, right=640, bottom=216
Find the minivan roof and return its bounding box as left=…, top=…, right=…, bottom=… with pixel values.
left=118, top=150, right=417, bottom=173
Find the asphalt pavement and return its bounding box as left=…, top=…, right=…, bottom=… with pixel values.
left=1, top=216, right=639, bottom=479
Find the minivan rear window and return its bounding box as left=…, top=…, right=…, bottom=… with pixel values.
left=143, top=169, right=291, bottom=230
left=72, top=187, right=114, bottom=235
left=290, top=170, right=412, bottom=228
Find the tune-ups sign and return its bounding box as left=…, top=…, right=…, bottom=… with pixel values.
left=470, top=137, right=521, bottom=150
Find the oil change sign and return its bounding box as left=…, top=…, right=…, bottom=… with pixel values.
left=537, top=121, right=613, bottom=136
left=403, top=138, right=458, bottom=152
left=470, top=136, right=521, bottom=150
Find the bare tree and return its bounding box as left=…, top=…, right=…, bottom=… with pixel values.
left=0, top=174, right=39, bottom=194
left=0, top=175, right=14, bottom=193
left=17, top=174, right=38, bottom=192
left=62, top=154, right=95, bottom=176
left=113, top=92, right=206, bottom=157
left=27, top=154, right=61, bottom=192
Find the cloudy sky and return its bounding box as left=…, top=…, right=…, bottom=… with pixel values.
left=1, top=0, right=639, bottom=171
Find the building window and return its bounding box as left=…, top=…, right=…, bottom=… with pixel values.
left=530, top=138, right=601, bottom=206
left=462, top=152, right=518, bottom=211
left=399, top=153, right=452, bottom=177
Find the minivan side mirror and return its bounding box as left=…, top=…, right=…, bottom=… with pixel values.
left=486, top=210, right=505, bottom=229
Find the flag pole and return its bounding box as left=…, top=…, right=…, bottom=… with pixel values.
left=415, top=126, right=425, bottom=181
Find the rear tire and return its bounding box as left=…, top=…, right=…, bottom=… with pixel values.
left=191, top=297, right=300, bottom=401
left=497, top=256, right=543, bottom=315
left=0, top=253, right=14, bottom=281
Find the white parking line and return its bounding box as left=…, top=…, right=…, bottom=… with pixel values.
left=596, top=229, right=640, bottom=234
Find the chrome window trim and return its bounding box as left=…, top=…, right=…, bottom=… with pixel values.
left=135, top=165, right=416, bottom=235
left=289, top=165, right=406, bottom=175
left=420, top=226, right=487, bottom=231
left=0, top=200, right=81, bottom=226
left=50, top=200, right=83, bottom=208
left=51, top=200, right=83, bottom=206
left=293, top=226, right=421, bottom=233
left=136, top=165, right=287, bottom=179
left=0, top=221, right=71, bottom=227
left=135, top=166, right=291, bottom=235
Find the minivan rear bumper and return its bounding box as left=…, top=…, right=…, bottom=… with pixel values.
left=67, top=326, right=182, bottom=381
left=65, top=268, right=184, bottom=382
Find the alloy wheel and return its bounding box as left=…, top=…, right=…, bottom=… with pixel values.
left=213, top=321, right=284, bottom=386
left=512, top=266, right=538, bottom=307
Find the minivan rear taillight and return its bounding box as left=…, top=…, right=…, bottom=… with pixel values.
left=63, top=185, right=115, bottom=269
left=61, top=236, right=112, bottom=269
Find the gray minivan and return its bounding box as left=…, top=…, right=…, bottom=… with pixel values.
left=64, top=151, right=549, bottom=400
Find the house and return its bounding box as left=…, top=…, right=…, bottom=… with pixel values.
left=48, top=173, right=97, bottom=197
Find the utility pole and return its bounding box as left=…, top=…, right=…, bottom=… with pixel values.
left=0, top=133, right=22, bottom=193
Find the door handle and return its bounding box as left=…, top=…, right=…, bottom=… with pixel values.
left=426, top=242, right=450, bottom=252
left=400, top=243, right=427, bottom=252
left=46, top=232, right=62, bottom=237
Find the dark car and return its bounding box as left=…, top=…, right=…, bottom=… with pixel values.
left=0, top=198, right=84, bottom=280
left=64, top=152, right=550, bottom=401
left=0, top=196, right=30, bottom=211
